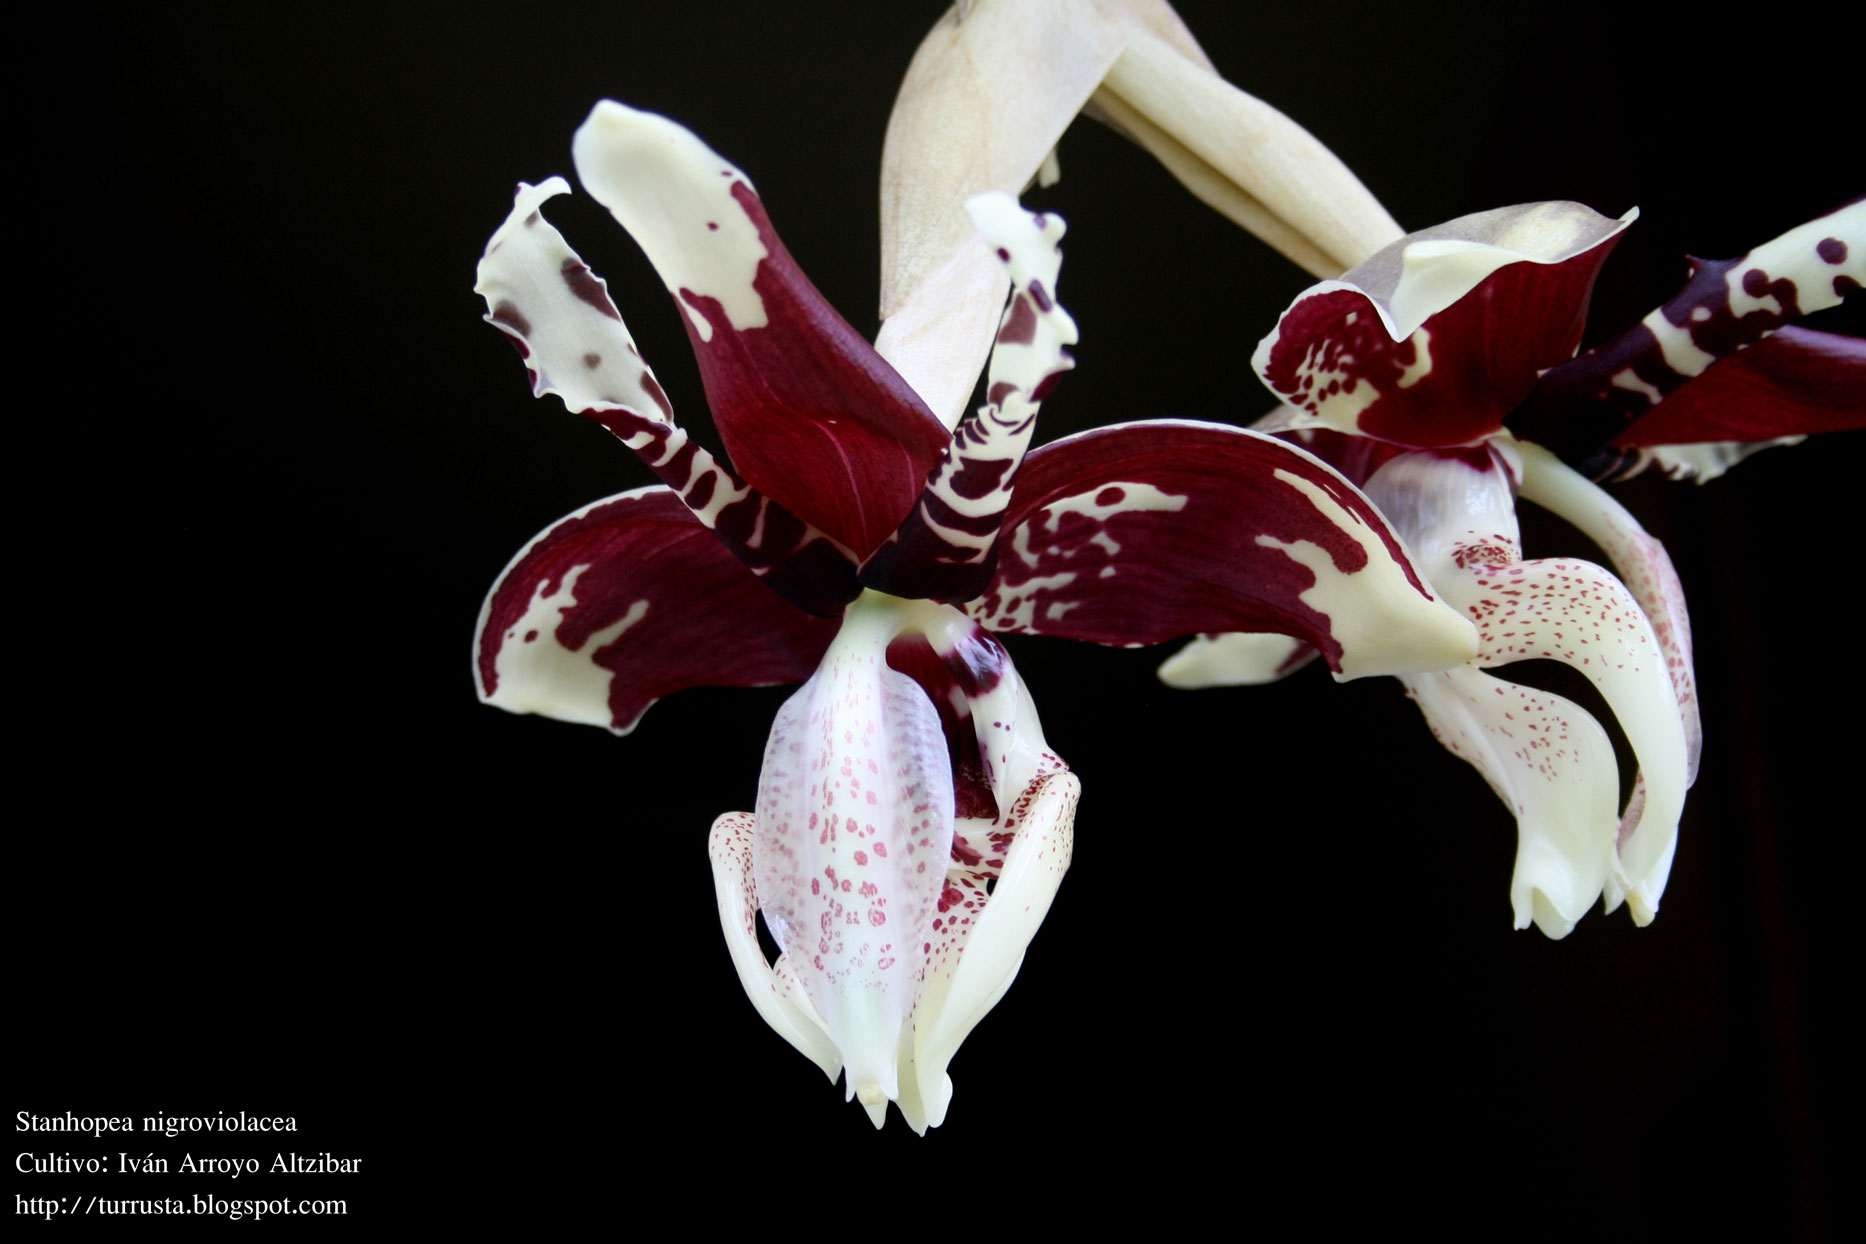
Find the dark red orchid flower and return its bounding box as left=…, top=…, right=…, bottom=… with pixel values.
left=473, top=103, right=1475, bottom=1131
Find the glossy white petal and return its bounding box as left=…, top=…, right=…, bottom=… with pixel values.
left=1516, top=440, right=1700, bottom=784
left=1403, top=666, right=1620, bottom=938
left=708, top=811, right=841, bottom=1081
left=1367, top=448, right=1688, bottom=927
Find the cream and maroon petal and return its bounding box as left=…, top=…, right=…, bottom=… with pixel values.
left=1254, top=203, right=1633, bottom=447
left=969, top=420, right=1475, bottom=679
left=707, top=811, right=842, bottom=1082
left=572, top=103, right=949, bottom=559
left=1592, top=440, right=1807, bottom=485
left=863, top=195, right=1078, bottom=603
left=1402, top=666, right=1621, bottom=938
left=475, top=179, right=859, bottom=614
left=1516, top=442, right=1700, bottom=783
left=475, top=487, right=835, bottom=734
left=912, top=770, right=1078, bottom=1133
left=1514, top=199, right=1865, bottom=464
left=1597, top=327, right=1866, bottom=464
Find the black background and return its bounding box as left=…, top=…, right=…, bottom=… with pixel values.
left=15, top=1, right=1856, bottom=1235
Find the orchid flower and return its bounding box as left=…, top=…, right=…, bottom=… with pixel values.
left=471, top=103, right=1477, bottom=1130
left=1164, top=198, right=1865, bottom=938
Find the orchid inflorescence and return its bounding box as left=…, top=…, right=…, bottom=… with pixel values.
left=470, top=1, right=1863, bottom=1130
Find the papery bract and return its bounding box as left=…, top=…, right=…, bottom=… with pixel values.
left=879, top=0, right=1403, bottom=429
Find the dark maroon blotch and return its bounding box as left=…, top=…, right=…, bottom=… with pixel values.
left=561, top=257, right=623, bottom=321
left=997, top=297, right=1038, bottom=346
left=1030, top=370, right=1066, bottom=402
left=583, top=352, right=602, bottom=369
left=947, top=455, right=1014, bottom=502
left=639, top=371, right=674, bottom=421
left=1817, top=237, right=1848, bottom=264
left=490, top=300, right=532, bottom=337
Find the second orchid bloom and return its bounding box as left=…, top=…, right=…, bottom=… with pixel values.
left=473, top=103, right=1476, bottom=1130
left=1168, top=197, right=1864, bottom=936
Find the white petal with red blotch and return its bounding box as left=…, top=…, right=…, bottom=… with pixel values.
left=1403, top=666, right=1621, bottom=938
left=476, top=178, right=676, bottom=421
left=911, top=769, right=1078, bottom=1134
left=863, top=195, right=1078, bottom=602
left=476, top=179, right=860, bottom=614
left=970, top=420, right=1476, bottom=679
left=752, top=597, right=957, bottom=1127
left=1516, top=442, right=1700, bottom=783
left=1254, top=203, right=1633, bottom=447
left=1728, top=198, right=1865, bottom=314
left=1365, top=450, right=1687, bottom=922
left=573, top=102, right=950, bottom=559
left=708, top=811, right=842, bottom=1082
left=475, top=487, right=835, bottom=734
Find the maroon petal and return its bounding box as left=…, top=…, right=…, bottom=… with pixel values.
left=968, top=420, right=1477, bottom=679
left=476, top=487, right=837, bottom=734
left=1607, top=326, right=1866, bottom=449
left=1255, top=203, right=1631, bottom=448
left=572, top=103, right=951, bottom=558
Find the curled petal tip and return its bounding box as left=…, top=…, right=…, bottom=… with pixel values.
left=1157, top=632, right=1313, bottom=688
left=856, top=1082, right=889, bottom=1130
